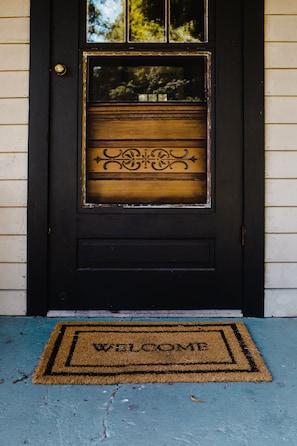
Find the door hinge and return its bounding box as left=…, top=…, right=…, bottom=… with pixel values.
left=241, top=225, right=247, bottom=247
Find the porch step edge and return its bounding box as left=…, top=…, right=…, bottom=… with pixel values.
left=47, top=309, right=243, bottom=318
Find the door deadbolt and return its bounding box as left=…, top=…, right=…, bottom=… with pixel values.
left=54, top=63, right=67, bottom=76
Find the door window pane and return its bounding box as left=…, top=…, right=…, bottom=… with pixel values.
left=170, top=0, right=205, bottom=42
left=87, top=0, right=125, bottom=42
left=87, top=0, right=207, bottom=43
left=88, top=57, right=206, bottom=103
left=129, top=0, right=165, bottom=42
left=82, top=52, right=211, bottom=207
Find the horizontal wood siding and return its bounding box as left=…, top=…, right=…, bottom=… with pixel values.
left=0, top=1, right=29, bottom=315
left=265, top=0, right=297, bottom=316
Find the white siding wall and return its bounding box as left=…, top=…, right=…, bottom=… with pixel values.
left=264, top=0, right=297, bottom=316
left=0, top=0, right=297, bottom=316
left=0, top=0, right=29, bottom=315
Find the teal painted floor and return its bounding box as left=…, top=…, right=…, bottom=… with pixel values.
left=1, top=316, right=297, bottom=445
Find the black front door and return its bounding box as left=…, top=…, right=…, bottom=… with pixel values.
left=48, top=0, right=244, bottom=311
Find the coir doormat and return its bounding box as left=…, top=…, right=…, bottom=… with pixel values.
left=33, top=321, right=272, bottom=384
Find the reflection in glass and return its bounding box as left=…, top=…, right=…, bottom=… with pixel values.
left=88, top=57, right=206, bottom=102
left=87, top=0, right=206, bottom=43
left=129, top=0, right=165, bottom=42
left=87, top=0, right=125, bottom=42
left=170, top=0, right=205, bottom=42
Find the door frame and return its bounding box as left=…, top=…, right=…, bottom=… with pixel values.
left=27, top=0, right=264, bottom=316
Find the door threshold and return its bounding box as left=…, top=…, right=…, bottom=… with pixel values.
left=47, top=309, right=243, bottom=318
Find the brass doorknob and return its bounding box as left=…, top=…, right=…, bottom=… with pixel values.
left=54, top=63, right=67, bottom=76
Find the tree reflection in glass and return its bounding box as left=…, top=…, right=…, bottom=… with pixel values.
left=88, top=57, right=206, bottom=103
left=87, top=0, right=125, bottom=42
left=170, top=0, right=205, bottom=42
left=87, top=0, right=205, bottom=43
left=129, top=0, right=165, bottom=42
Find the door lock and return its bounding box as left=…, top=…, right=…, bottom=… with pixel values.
left=54, top=63, right=67, bottom=76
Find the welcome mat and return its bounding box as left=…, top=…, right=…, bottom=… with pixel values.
left=33, top=321, right=272, bottom=385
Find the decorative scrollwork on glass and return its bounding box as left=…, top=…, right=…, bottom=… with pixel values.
left=93, top=148, right=198, bottom=171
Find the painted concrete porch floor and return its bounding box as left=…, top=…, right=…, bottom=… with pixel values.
left=1, top=317, right=297, bottom=446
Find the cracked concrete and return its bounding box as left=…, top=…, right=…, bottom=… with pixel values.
left=1, top=316, right=297, bottom=445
